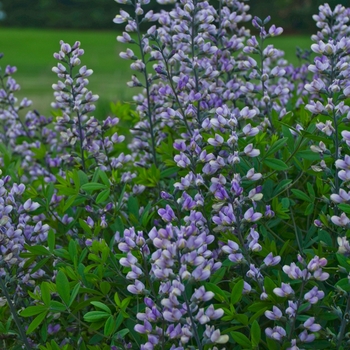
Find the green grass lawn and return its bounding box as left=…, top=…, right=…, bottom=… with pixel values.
left=0, top=28, right=313, bottom=116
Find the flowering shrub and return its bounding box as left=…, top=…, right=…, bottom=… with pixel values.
left=1, top=0, right=350, bottom=349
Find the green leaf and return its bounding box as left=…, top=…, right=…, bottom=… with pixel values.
left=336, top=254, right=350, bottom=272
left=114, top=292, right=121, bottom=307
left=90, top=301, right=111, bottom=314
left=297, top=150, right=325, bottom=161
left=304, top=203, right=314, bottom=216
left=45, top=183, right=55, bottom=210
left=230, top=279, right=244, bottom=305
left=127, top=196, right=139, bottom=219
left=114, top=312, right=124, bottom=332
left=83, top=311, right=110, bottom=322
left=307, top=182, right=315, bottom=198
left=24, top=244, right=50, bottom=256
left=301, top=130, right=331, bottom=143
left=235, top=313, right=248, bottom=325
left=210, top=267, right=226, bottom=284
left=266, top=336, right=279, bottom=350
left=26, top=311, right=48, bottom=334
left=81, top=183, right=107, bottom=191
left=116, top=328, right=130, bottom=338
left=264, top=158, right=289, bottom=170
left=160, top=167, right=178, bottom=179
left=63, top=195, right=77, bottom=212
left=120, top=297, right=131, bottom=310
left=335, top=278, right=350, bottom=292
left=265, top=137, right=288, bottom=157
left=272, top=179, right=292, bottom=197
left=49, top=301, right=67, bottom=312
left=41, top=282, right=51, bottom=305
left=291, top=189, right=312, bottom=202
left=264, top=277, right=277, bottom=296
left=79, top=218, right=92, bottom=235
left=104, top=315, right=115, bottom=336
left=318, top=229, right=332, bottom=246
left=204, top=283, right=228, bottom=302
left=21, top=305, right=48, bottom=317
left=100, top=282, right=111, bottom=295
left=298, top=302, right=311, bottom=313
left=68, top=284, right=81, bottom=307
left=31, top=256, right=50, bottom=274
left=96, top=189, right=110, bottom=204
left=56, top=270, right=70, bottom=305
left=338, top=204, right=350, bottom=214
left=68, top=239, right=78, bottom=263
left=230, top=331, right=251, bottom=348
left=98, top=170, right=110, bottom=187
left=78, top=170, right=89, bottom=186
left=251, top=320, right=261, bottom=348
left=31, top=143, right=47, bottom=160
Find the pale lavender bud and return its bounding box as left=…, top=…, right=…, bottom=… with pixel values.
left=313, top=268, right=329, bottom=281
left=205, top=305, right=224, bottom=320
left=240, top=106, right=257, bottom=119
left=273, top=283, right=294, bottom=297
left=331, top=213, right=350, bottom=227
left=158, top=205, right=175, bottom=222
left=304, top=286, right=325, bottom=304
left=304, top=79, right=325, bottom=93
left=316, top=120, right=334, bottom=136
left=286, top=300, right=297, bottom=318
left=344, top=85, right=350, bottom=97
left=242, top=124, right=259, bottom=137
left=265, top=306, right=283, bottom=320
left=5, top=65, right=17, bottom=75
left=130, top=60, right=145, bottom=72
left=265, top=326, right=286, bottom=341
left=127, top=280, right=145, bottom=294
left=244, top=208, right=262, bottom=222
left=243, top=144, right=260, bottom=157
left=79, top=65, right=93, bottom=77
left=23, top=199, right=40, bottom=211
left=120, top=252, right=138, bottom=267
left=305, top=101, right=325, bottom=114
left=174, top=153, right=191, bottom=168
left=134, top=320, right=152, bottom=334
left=246, top=168, right=262, bottom=181
left=299, top=330, right=315, bottom=343
left=303, top=317, right=321, bottom=332
left=208, top=134, right=224, bottom=146
left=264, top=253, right=281, bottom=266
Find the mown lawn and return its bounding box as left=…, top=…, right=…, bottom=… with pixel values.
left=0, top=28, right=312, bottom=116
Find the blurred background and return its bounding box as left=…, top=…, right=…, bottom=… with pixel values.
left=0, top=0, right=348, bottom=116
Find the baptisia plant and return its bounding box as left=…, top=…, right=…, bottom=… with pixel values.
left=1, top=1, right=350, bottom=350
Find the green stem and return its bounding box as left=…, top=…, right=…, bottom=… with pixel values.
left=336, top=293, right=350, bottom=348
left=0, top=276, right=31, bottom=350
